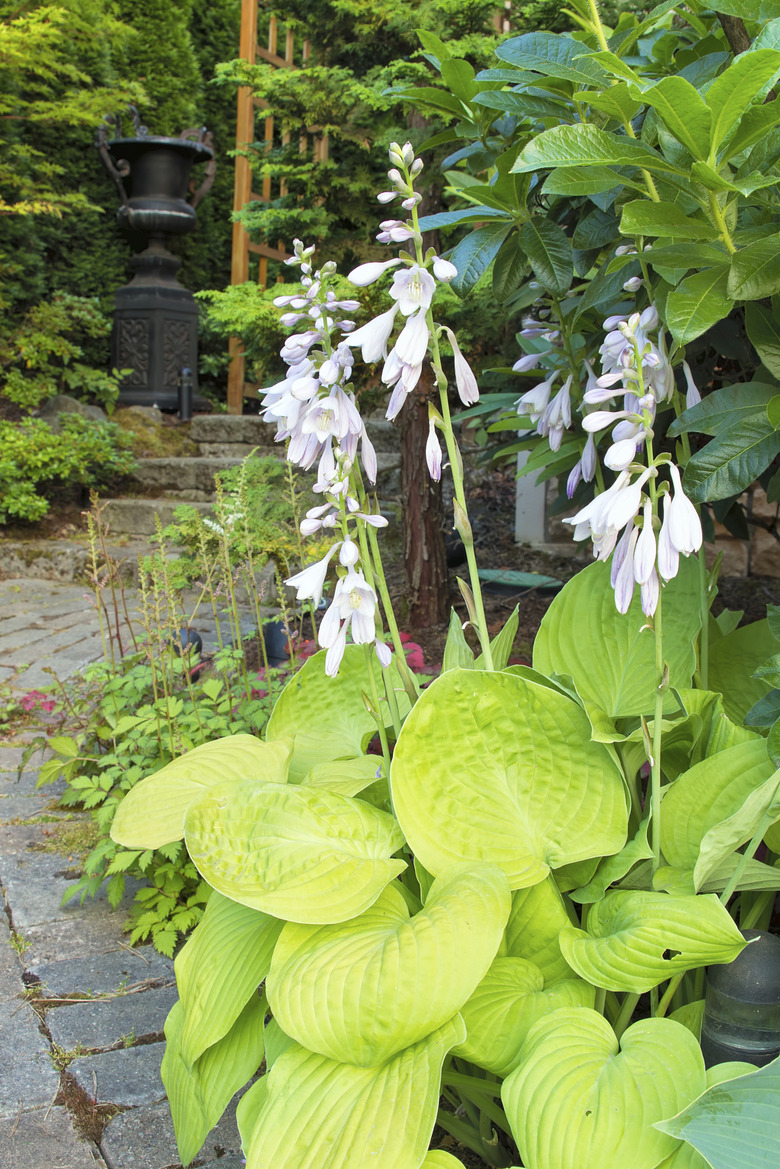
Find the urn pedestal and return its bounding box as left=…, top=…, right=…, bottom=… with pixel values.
left=97, top=109, right=215, bottom=410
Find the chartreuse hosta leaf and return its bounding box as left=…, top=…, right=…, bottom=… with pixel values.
left=533, top=557, right=700, bottom=719
left=111, top=734, right=292, bottom=849
left=454, top=956, right=594, bottom=1077
left=421, top=1154, right=468, bottom=1168
left=239, top=1017, right=466, bottom=1169
left=708, top=619, right=774, bottom=725
left=559, top=891, right=745, bottom=992
left=504, top=878, right=577, bottom=982
left=391, top=669, right=627, bottom=889
left=162, top=994, right=265, bottom=1168
left=660, top=740, right=779, bottom=890
left=267, top=864, right=509, bottom=1066
left=655, top=1059, right=780, bottom=1169
left=502, top=1009, right=706, bottom=1169
left=300, top=754, right=382, bottom=796
left=175, top=891, right=283, bottom=1067
left=184, top=779, right=405, bottom=924
left=266, top=646, right=409, bottom=782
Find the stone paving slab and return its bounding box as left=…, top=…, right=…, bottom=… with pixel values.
left=68, top=1042, right=166, bottom=1108
left=1, top=768, right=66, bottom=798
left=0, top=843, right=133, bottom=932
left=0, top=745, right=52, bottom=772
left=0, top=914, right=24, bottom=1002
left=29, top=945, right=174, bottom=998
left=100, top=1096, right=243, bottom=1169
left=0, top=1106, right=106, bottom=1168
left=47, top=985, right=178, bottom=1053
left=22, top=918, right=135, bottom=968
left=0, top=998, right=61, bottom=1119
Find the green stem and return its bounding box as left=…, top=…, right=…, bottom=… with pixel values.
left=613, top=992, right=640, bottom=1039
left=656, top=973, right=684, bottom=1019
left=698, top=547, right=709, bottom=690
left=651, top=589, right=664, bottom=875
left=708, top=192, right=737, bottom=254
left=364, top=508, right=421, bottom=704
left=364, top=644, right=392, bottom=780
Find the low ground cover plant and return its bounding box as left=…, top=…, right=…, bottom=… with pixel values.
left=111, top=116, right=780, bottom=1169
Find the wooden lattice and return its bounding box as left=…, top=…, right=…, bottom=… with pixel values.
left=227, top=0, right=327, bottom=412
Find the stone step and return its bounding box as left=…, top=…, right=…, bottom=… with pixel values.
left=190, top=412, right=400, bottom=453
left=0, top=538, right=159, bottom=584
left=128, top=456, right=258, bottom=496
left=102, top=498, right=213, bottom=536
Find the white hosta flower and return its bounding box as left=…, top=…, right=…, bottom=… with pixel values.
left=516, top=370, right=560, bottom=425
left=318, top=570, right=378, bottom=676
left=581, top=432, right=598, bottom=482
left=512, top=353, right=540, bottom=373
left=346, top=304, right=399, bottom=363
left=633, top=498, right=656, bottom=585
left=657, top=493, right=679, bottom=582
left=540, top=374, right=572, bottom=452
left=442, top=327, right=479, bottom=407
left=394, top=310, right=430, bottom=366
left=390, top=266, right=436, bottom=316
left=433, top=257, right=457, bottom=282
left=339, top=538, right=360, bottom=567
left=360, top=424, right=378, bottom=485
left=683, top=361, right=701, bottom=408
left=348, top=258, right=403, bottom=286
left=613, top=525, right=639, bottom=613
left=426, top=418, right=443, bottom=481
left=285, top=543, right=340, bottom=605
left=641, top=567, right=659, bottom=617
left=667, top=463, right=703, bottom=555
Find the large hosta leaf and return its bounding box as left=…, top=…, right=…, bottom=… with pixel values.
left=533, top=558, right=700, bottom=718
left=184, top=779, right=406, bottom=923
left=266, top=647, right=409, bottom=782
left=162, top=995, right=265, bottom=1168
left=708, top=619, right=774, bottom=724
left=504, top=879, right=577, bottom=982
left=111, top=734, right=292, bottom=849
left=175, top=891, right=284, bottom=1067
left=502, top=1009, right=706, bottom=1169
left=656, top=1059, right=780, bottom=1169
left=655, top=1063, right=758, bottom=1169
left=454, top=957, right=594, bottom=1077
left=391, top=669, right=627, bottom=889
left=267, top=864, right=509, bottom=1066
left=560, top=891, right=745, bottom=992
left=240, top=1017, right=466, bottom=1169
left=660, top=740, right=778, bottom=889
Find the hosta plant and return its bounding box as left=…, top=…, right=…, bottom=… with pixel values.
left=112, top=136, right=780, bottom=1169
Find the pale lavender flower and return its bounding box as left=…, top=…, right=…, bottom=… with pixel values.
left=433, top=257, right=457, bottom=282
left=319, top=570, right=378, bottom=675
left=613, top=525, right=639, bottom=613
left=683, top=361, right=701, bottom=408
left=541, top=374, right=572, bottom=452
left=390, top=266, right=436, bottom=316
left=348, top=258, right=403, bottom=286
left=442, top=327, right=479, bottom=407
left=426, top=418, right=443, bottom=481
left=667, top=463, right=703, bottom=555
left=633, top=498, right=656, bottom=585
left=346, top=304, right=399, bottom=363
left=285, top=543, right=340, bottom=605
left=641, top=567, right=659, bottom=617
left=512, top=353, right=540, bottom=373
left=657, top=493, right=679, bottom=582
left=516, top=370, right=560, bottom=425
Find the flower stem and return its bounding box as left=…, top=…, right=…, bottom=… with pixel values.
left=651, top=589, right=665, bottom=875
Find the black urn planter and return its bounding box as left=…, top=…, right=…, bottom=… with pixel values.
left=97, top=107, right=216, bottom=410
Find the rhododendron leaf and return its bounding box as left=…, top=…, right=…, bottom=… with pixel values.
left=655, top=1059, right=780, bottom=1169
left=505, top=879, right=578, bottom=983
left=559, top=891, right=745, bottom=992
left=175, top=891, right=283, bottom=1067
left=267, top=864, right=509, bottom=1066
left=162, top=995, right=265, bottom=1168
left=660, top=741, right=779, bottom=889
left=391, top=669, right=627, bottom=889
left=241, top=1017, right=466, bottom=1169
left=266, top=646, right=409, bottom=782
left=533, top=558, right=700, bottom=718
left=503, top=1010, right=706, bottom=1169
left=111, top=734, right=292, bottom=849
left=301, top=754, right=383, bottom=796
left=184, top=779, right=406, bottom=923
left=455, top=957, right=595, bottom=1076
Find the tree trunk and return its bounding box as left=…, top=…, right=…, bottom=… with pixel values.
left=398, top=362, right=448, bottom=626
left=716, top=14, right=751, bottom=55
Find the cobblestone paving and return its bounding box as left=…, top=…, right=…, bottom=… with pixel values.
left=0, top=579, right=251, bottom=1168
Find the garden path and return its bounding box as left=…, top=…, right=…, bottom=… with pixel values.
left=0, top=578, right=247, bottom=1169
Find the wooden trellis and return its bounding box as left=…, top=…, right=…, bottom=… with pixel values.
left=227, top=0, right=327, bottom=412
left=227, top=1, right=511, bottom=413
